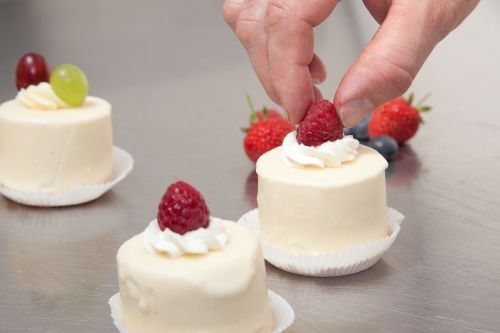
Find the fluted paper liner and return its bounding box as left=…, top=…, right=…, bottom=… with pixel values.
left=238, top=208, right=404, bottom=277
left=0, top=146, right=133, bottom=207
left=109, top=290, right=295, bottom=333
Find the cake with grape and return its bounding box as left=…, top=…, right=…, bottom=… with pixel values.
left=0, top=53, right=113, bottom=192
left=116, top=181, right=273, bottom=333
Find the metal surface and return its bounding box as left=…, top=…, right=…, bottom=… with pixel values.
left=1, top=1, right=499, bottom=332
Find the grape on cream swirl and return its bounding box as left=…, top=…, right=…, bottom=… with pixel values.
left=283, top=131, right=359, bottom=168
left=16, top=82, right=68, bottom=110
left=143, top=217, right=228, bottom=258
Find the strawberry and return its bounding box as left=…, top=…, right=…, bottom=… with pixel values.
left=242, top=95, right=293, bottom=162
left=157, top=181, right=210, bottom=235
left=255, top=108, right=282, bottom=122
left=296, top=100, right=343, bottom=146
left=242, top=94, right=283, bottom=130
left=368, top=93, right=431, bottom=144
left=244, top=118, right=294, bottom=162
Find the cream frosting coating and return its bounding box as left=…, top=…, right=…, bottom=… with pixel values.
left=282, top=131, right=359, bottom=168
left=143, top=217, right=228, bottom=258
left=0, top=97, right=113, bottom=192
left=16, top=82, right=68, bottom=110
left=117, top=219, right=272, bottom=333
left=257, top=145, right=389, bottom=255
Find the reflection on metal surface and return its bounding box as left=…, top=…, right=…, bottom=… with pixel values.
left=244, top=170, right=258, bottom=208
left=386, top=145, right=422, bottom=187
left=1, top=0, right=500, bottom=332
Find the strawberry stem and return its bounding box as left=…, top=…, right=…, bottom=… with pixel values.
left=416, top=92, right=431, bottom=107
left=246, top=94, right=256, bottom=114
left=407, top=93, right=415, bottom=105
left=262, top=107, right=269, bottom=120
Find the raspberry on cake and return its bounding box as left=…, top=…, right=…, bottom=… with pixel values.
left=157, top=181, right=210, bottom=234
left=116, top=181, right=273, bottom=333
left=296, top=100, right=344, bottom=146
left=256, top=99, right=390, bottom=256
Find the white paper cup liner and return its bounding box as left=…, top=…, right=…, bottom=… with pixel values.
left=109, top=290, right=294, bottom=333
left=238, top=208, right=404, bottom=277
left=0, top=146, right=133, bottom=207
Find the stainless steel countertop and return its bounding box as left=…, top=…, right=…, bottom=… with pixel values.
left=1, top=1, right=499, bottom=332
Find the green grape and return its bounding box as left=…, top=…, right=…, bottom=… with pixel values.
left=50, top=64, right=88, bottom=107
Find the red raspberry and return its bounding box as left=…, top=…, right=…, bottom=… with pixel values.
left=157, top=181, right=210, bottom=235
left=296, top=100, right=343, bottom=146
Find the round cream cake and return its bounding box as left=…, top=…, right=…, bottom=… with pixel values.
left=117, top=219, right=273, bottom=333
left=0, top=96, right=113, bottom=192
left=256, top=140, right=389, bottom=256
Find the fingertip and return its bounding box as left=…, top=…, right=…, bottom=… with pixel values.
left=222, top=0, right=245, bottom=30
left=313, top=86, right=323, bottom=101
left=284, top=95, right=310, bottom=125
left=338, top=98, right=374, bottom=127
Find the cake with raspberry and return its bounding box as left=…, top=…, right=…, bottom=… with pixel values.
left=0, top=53, right=112, bottom=192
left=116, top=181, right=273, bottom=333
left=256, top=100, right=389, bottom=256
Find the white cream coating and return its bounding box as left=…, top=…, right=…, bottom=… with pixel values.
left=283, top=131, right=360, bottom=168
left=0, top=97, right=113, bottom=192
left=117, top=220, right=273, bottom=333
left=256, top=145, right=389, bottom=255
left=16, top=82, right=68, bottom=110
left=143, top=217, right=228, bottom=258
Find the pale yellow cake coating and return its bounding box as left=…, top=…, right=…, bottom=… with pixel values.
left=117, top=220, right=273, bottom=333
left=0, top=97, right=113, bottom=192
left=256, top=145, right=389, bottom=255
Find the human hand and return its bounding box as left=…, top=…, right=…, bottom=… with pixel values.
left=223, top=0, right=479, bottom=126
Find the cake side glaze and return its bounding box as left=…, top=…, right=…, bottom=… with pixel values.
left=117, top=220, right=272, bottom=333
left=0, top=97, right=113, bottom=191
left=256, top=145, right=389, bottom=255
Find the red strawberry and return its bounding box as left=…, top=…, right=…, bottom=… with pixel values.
left=368, top=93, right=431, bottom=144
left=244, top=118, right=294, bottom=162
left=242, top=94, right=283, bottom=128
left=157, top=181, right=210, bottom=235
left=255, top=108, right=282, bottom=122
left=241, top=95, right=292, bottom=162
left=296, top=100, right=343, bottom=146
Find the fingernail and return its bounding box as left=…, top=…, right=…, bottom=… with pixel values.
left=339, top=98, right=374, bottom=127
left=312, top=77, right=321, bottom=84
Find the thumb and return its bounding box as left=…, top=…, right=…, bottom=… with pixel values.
left=334, top=3, right=439, bottom=127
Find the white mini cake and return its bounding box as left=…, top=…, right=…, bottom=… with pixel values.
left=256, top=132, right=389, bottom=256
left=116, top=181, right=273, bottom=333
left=0, top=83, right=113, bottom=192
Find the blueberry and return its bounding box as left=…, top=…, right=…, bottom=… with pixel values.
left=365, top=135, right=399, bottom=160
left=345, top=117, right=370, bottom=141
left=344, top=127, right=355, bottom=136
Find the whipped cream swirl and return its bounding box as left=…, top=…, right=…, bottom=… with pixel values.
left=143, top=217, right=228, bottom=258
left=283, top=131, right=359, bottom=168
left=16, top=82, right=68, bottom=110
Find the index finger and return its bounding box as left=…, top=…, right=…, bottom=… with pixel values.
left=265, top=0, right=338, bottom=124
